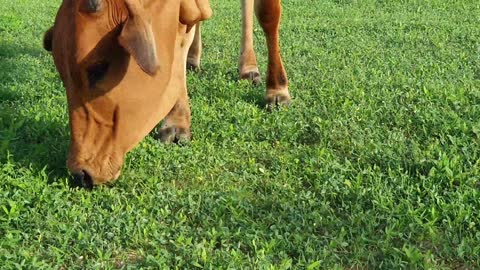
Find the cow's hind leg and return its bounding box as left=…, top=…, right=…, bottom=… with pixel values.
left=255, top=0, right=291, bottom=107
left=187, top=23, right=202, bottom=71
left=239, top=0, right=262, bottom=85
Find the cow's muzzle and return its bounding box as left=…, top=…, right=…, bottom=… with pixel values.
left=70, top=170, right=94, bottom=190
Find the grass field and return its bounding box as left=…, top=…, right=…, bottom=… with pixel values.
left=1, top=0, right=480, bottom=268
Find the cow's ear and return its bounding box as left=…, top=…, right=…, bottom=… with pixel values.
left=118, top=0, right=159, bottom=76
left=43, top=27, right=54, bottom=52
left=180, top=0, right=212, bottom=32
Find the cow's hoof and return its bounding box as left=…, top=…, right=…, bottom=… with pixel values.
left=187, top=62, right=199, bottom=71
left=156, top=127, right=191, bottom=144
left=186, top=59, right=200, bottom=71
left=240, top=71, right=262, bottom=86
left=265, top=90, right=291, bottom=110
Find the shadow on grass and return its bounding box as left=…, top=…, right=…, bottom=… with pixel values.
left=188, top=62, right=267, bottom=109
left=238, top=84, right=266, bottom=109
left=0, top=41, right=69, bottom=183
left=0, top=41, right=45, bottom=92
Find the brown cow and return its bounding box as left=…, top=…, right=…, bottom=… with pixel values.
left=43, top=0, right=289, bottom=188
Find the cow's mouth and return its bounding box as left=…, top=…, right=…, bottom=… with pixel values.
left=70, top=170, right=94, bottom=190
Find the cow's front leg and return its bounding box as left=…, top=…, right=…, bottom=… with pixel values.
left=239, top=0, right=262, bottom=85
left=156, top=92, right=192, bottom=144
left=255, top=0, right=291, bottom=108
left=187, top=23, right=202, bottom=71
left=157, top=25, right=197, bottom=143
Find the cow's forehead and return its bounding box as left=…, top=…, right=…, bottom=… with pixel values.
left=52, top=0, right=128, bottom=66
left=60, top=0, right=128, bottom=34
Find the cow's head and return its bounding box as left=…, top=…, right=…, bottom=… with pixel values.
left=43, top=0, right=211, bottom=188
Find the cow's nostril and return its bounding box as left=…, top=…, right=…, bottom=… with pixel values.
left=70, top=170, right=94, bottom=190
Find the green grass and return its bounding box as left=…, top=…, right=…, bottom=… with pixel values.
left=1, top=0, right=480, bottom=268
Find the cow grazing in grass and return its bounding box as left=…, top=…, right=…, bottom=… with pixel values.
left=43, top=0, right=290, bottom=188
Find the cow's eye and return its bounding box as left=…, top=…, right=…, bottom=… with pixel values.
left=87, top=61, right=109, bottom=87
